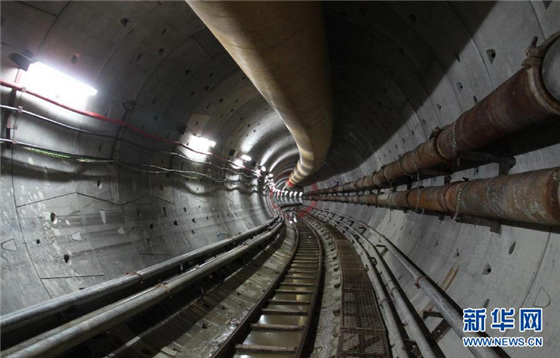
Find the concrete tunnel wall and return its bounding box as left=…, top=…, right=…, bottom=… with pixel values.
left=0, top=1, right=559, bottom=357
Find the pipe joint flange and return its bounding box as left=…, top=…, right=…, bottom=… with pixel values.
left=553, top=168, right=560, bottom=182
left=525, top=32, right=560, bottom=112
left=523, top=32, right=560, bottom=67
left=414, top=275, right=428, bottom=288
left=430, top=126, right=442, bottom=139
left=156, top=283, right=172, bottom=298
left=388, top=285, right=399, bottom=296
left=126, top=271, right=144, bottom=283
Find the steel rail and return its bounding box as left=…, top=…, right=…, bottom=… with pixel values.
left=212, top=221, right=301, bottom=357
left=2, top=222, right=284, bottom=358
left=0, top=217, right=280, bottom=336
left=295, top=219, right=324, bottom=357
left=214, top=219, right=323, bottom=357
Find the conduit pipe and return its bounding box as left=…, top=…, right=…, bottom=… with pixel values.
left=361, top=259, right=411, bottom=358
left=323, top=224, right=410, bottom=358
left=188, top=1, right=333, bottom=189
left=365, top=246, right=438, bottom=358
left=313, top=210, right=500, bottom=358
left=2, top=222, right=284, bottom=358
left=341, top=222, right=439, bottom=358
left=308, top=32, right=560, bottom=195
left=0, top=82, right=257, bottom=174
left=307, top=167, right=560, bottom=226
left=0, top=217, right=280, bottom=336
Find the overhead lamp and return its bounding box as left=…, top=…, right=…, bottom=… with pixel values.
left=233, top=157, right=244, bottom=167
left=240, top=154, right=252, bottom=162
left=189, top=135, right=216, bottom=153
left=25, top=61, right=97, bottom=107
left=260, top=165, right=266, bottom=172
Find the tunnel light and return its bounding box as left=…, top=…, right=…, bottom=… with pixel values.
left=233, top=157, right=244, bottom=167
left=189, top=136, right=216, bottom=153
left=260, top=165, right=267, bottom=172
left=240, top=154, right=252, bottom=162
left=25, top=62, right=97, bottom=107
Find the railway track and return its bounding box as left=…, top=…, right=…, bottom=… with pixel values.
left=214, top=220, right=324, bottom=357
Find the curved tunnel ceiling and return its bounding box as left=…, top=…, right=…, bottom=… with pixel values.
left=1, top=1, right=559, bottom=357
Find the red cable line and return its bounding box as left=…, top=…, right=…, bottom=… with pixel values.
left=1, top=80, right=256, bottom=173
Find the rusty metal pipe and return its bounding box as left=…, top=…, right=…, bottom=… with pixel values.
left=306, top=32, right=560, bottom=195
left=437, top=34, right=560, bottom=160
left=444, top=168, right=560, bottom=224
left=309, top=167, right=560, bottom=226
left=188, top=1, right=333, bottom=189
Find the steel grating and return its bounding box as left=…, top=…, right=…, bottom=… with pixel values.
left=329, top=224, right=390, bottom=358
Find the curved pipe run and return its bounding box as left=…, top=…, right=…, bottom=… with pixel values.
left=188, top=1, right=333, bottom=189
left=307, top=167, right=560, bottom=226
left=309, top=32, right=560, bottom=195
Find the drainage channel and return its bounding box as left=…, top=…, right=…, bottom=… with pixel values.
left=214, top=220, right=324, bottom=358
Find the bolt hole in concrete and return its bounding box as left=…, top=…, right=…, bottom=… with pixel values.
left=483, top=298, right=490, bottom=309
left=96, top=179, right=102, bottom=188
left=173, top=220, right=178, bottom=226
left=150, top=223, right=154, bottom=229
left=509, top=242, right=516, bottom=254
left=36, top=239, right=40, bottom=244
left=71, top=54, right=79, bottom=64
left=486, top=49, right=496, bottom=64
left=50, top=212, right=57, bottom=224
left=483, top=264, right=492, bottom=275
left=119, top=17, right=129, bottom=28
left=63, top=254, right=70, bottom=263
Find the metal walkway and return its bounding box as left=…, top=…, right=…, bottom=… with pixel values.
left=326, top=223, right=391, bottom=358
left=214, top=220, right=323, bottom=358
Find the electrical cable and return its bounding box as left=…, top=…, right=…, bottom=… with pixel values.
left=0, top=138, right=259, bottom=187
left=0, top=104, right=257, bottom=179
left=0, top=80, right=260, bottom=175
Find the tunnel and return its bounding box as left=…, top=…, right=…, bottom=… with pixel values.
left=1, top=1, right=559, bottom=357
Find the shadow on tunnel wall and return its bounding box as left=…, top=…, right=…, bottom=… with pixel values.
left=305, top=1, right=498, bottom=185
